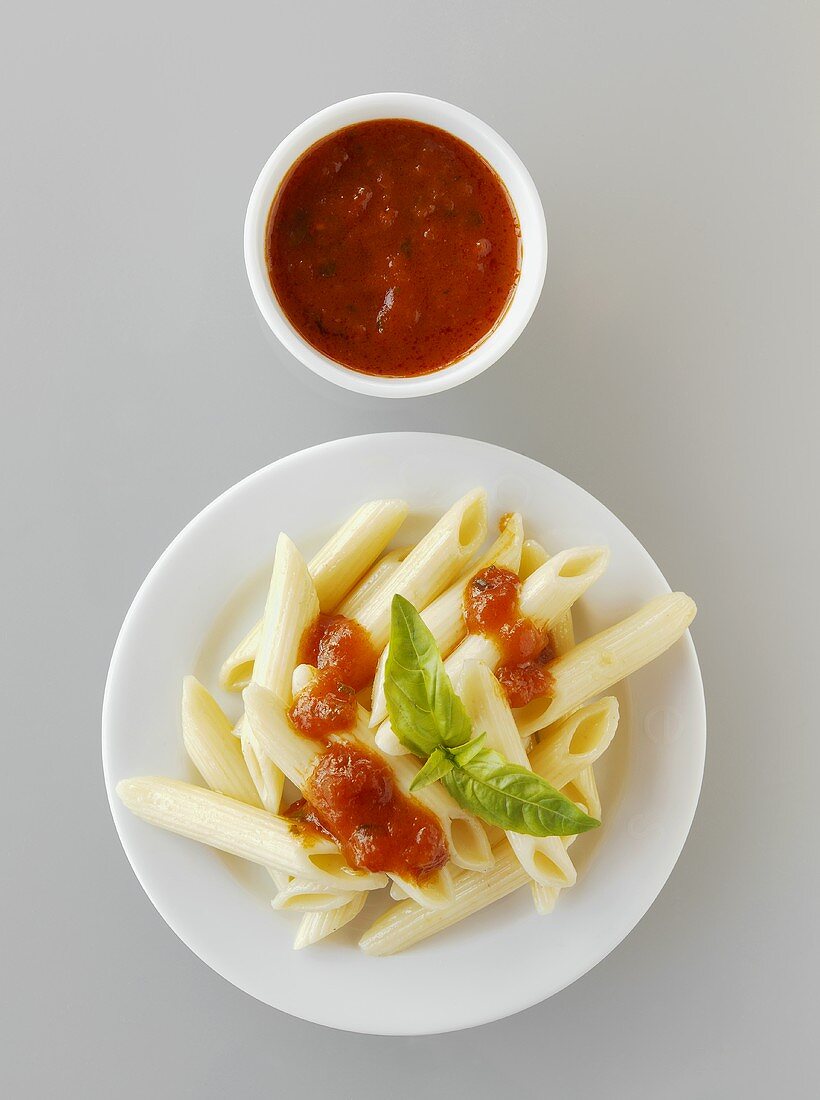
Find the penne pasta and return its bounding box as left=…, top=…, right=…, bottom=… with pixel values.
left=360, top=839, right=526, bottom=956
left=243, top=680, right=459, bottom=908
left=290, top=663, right=491, bottom=873
left=116, top=777, right=386, bottom=892
left=253, top=533, right=320, bottom=706
left=294, top=894, right=367, bottom=950
left=335, top=546, right=411, bottom=623
left=531, top=768, right=601, bottom=913
left=514, top=592, right=697, bottom=737
left=528, top=696, right=619, bottom=791
left=361, top=772, right=598, bottom=952
left=230, top=532, right=321, bottom=814
left=341, top=488, right=488, bottom=652
left=375, top=544, right=609, bottom=755
left=459, top=661, right=576, bottom=888
left=520, top=539, right=575, bottom=656
left=518, top=538, right=548, bottom=580
left=307, top=498, right=409, bottom=612
left=238, top=724, right=286, bottom=815
left=180, top=676, right=288, bottom=889
left=181, top=676, right=262, bottom=807
left=219, top=499, right=408, bottom=691
left=127, top=489, right=698, bottom=958
left=359, top=712, right=611, bottom=951
left=565, top=765, right=601, bottom=821
left=271, top=880, right=357, bottom=913
left=530, top=837, right=575, bottom=915
left=368, top=512, right=524, bottom=726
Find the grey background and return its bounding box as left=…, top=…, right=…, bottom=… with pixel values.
left=2, top=1, right=818, bottom=1095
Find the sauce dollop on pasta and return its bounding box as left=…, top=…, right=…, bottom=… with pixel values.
left=287, top=609, right=448, bottom=884
left=306, top=742, right=448, bottom=882
left=464, top=565, right=556, bottom=708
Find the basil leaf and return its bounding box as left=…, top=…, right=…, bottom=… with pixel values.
left=410, top=747, right=455, bottom=791
left=451, top=731, right=486, bottom=766
left=385, top=595, right=599, bottom=838
left=385, top=594, right=473, bottom=757
left=443, top=748, right=600, bottom=837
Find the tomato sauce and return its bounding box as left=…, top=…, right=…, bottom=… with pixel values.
left=464, top=565, right=556, bottom=709
left=288, top=613, right=378, bottom=740
left=288, top=668, right=358, bottom=740
left=299, top=613, right=377, bottom=691
left=266, top=119, right=521, bottom=377
left=305, top=742, right=448, bottom=881
left=287, top=610, right=448, bottom=883
left=283, top=797, right=333, bottom=842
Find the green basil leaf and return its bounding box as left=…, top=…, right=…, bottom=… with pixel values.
left=451, top=731, right=486, bottom=766
left=443, top=748, right=601, bottom=837
left=409, top=747, right=455, bottom=791
left=384, top=594, right=474, bottom=757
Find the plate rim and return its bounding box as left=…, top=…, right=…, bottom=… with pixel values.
left=102, top=431, right=706, bottom=1035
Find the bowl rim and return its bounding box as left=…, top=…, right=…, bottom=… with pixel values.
left=102, top=432, right=707, bottom=1034
left=243, top=93, right=548, bottom=398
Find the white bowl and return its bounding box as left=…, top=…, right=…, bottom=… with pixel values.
left=103, top=433, right=705, bottom=1035
left=244, top=94, right=547, bottom=398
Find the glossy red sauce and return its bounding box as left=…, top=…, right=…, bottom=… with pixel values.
left=299, top=613, right=377, bottom=691
left=288, top=613, right=378, bottom=739
left=288, top=668, right=358, bottom=740
left=283, top=797, right=333, bottom=842
left=287, top=611, right=448, bottom=883
left=266, top=118, right=521, bottom=377
left=464, top=565, right=556, bottom=709
left=306, top=742, right=448, bottom=881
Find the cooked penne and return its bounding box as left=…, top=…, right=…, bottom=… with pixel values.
left=368, top=512, right=524, bottom=726
left=520, top=539, right=575, bottom=655
left=459, top=661, right=576, bottom=888
left=336, top=546, right=411, bottom=623
left=181, top=676, right=261, bottom=806
left=243, top=680, right=458, bottom=908
left=271, top=880, right=357, bottom=913
left=234, top=533, right=322, bottom=813
left=307, top=498, right=409, bottom=611
left=531, top=768, right=601, bottom=913
left=219, top=498, right=408, bottom=691
left=360, top=839, right=526, bottom=956
left=530, top=837, right=575, bottom=915
left=294, top=894, right=367, bottom=950
left=447, top=545, right=609, bottom=683
left=565, top=765, right=601, bottom=821
left=362, top=766, right=603, bottom=951
left=116, top=777, right=386, bottom=892
left=286, top=662, right=491, bottom=872
left=241, top=684, right=318, bottom=787
left=514, top=592, right=697, bottom=737
left=360, top=707, right=610, bottom=950
left=375, top=544, right=608, bottom=755
left=237, top=725, right=285, bottom=814
left=180, top=676, right=288, bottom=888
left=253, top=533, right=320, bottom=706
left=361, top=774, right=596, bottom=952
left=341, top=488, right=488, bottom=652
left=518, top=538, right=548, bottom=580
left=528, top=697, right=619, bottom=790
left=126, top=489, right=698, bottom=958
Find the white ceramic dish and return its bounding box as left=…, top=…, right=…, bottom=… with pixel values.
left=244, top=93, right=547, bottom=398
left=103, top=433, right=705, bottom=1035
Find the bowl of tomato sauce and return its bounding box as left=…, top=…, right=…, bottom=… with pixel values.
left=245, top=93, right=547, bottom=397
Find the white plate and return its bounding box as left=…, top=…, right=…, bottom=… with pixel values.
left=103, top=433, right=705, bottom=1035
